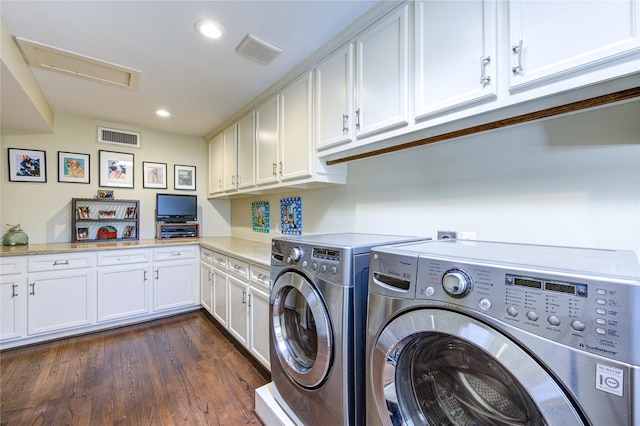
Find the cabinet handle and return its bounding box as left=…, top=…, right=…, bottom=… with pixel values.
left=231, top=175, right=236, bottom=185
left=12, top=284, right=18, bottom=298
left=155, top=269, right=159, bottom=280
left=480, top=56, right=491, bottom=86
left=144, top=270, right=148, bottom=281
left=171, top=252, right=181, bottom=256
left=512, top=40, right=524, bottom=74
left=242, top=290, right=247, bottom=304
left=53, top=260, right=70, bottom=266
left=342, top=114, right=349, bottom=134
left=355, top=108, right=361, bottom=130
left=236, top=175, right=241, bottom=186
left=272, top=163, right=277, bottom=177
left=279, top=161, right=283, bottom=176
left=247, top=293, right=252, bottom=308
left=29, top=282, right=36, bottom=295
left=218, top=178, right=222, bottom=188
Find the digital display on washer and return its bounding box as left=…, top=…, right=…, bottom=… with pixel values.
left=313, top=248, right=340, bottom=261
left=507, top=274, right=587, bottom=297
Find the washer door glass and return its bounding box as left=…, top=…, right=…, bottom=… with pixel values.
left=371, top=310, right=584, bottom=426
left=271, top=270, right=332, bottom=389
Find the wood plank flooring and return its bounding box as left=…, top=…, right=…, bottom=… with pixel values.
left=0, top=311, right=269, bottom=425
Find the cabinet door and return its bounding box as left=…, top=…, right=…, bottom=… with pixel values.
left=200, top=261, right=214, bottom=313
left=27, top=270, right=94, bottom=335
left=1, top=276, right=23, bottom=341
left=255, top=94, right=280, bottom=186
left=415, top=0, right=497, bottom=120
left=222, top=123, right=238, bottom=192
left=280, top=71, right=313, bottom=182
left=355, top=3, right=409, bottom=139
left=227, top=276, right=249, bottom=346
left=212, top=268, right=228, bottom=327
left=97, top=264, right=150, bottom=322
left=237, top=110, right=256, bottom=189
left=316, top=44, right=355, bottom=151
left=153, top=260, right=197, bottom=312
left=208, top=133, right=224, bottom=195
left=249, top=285, right=270, bottom=370
left=508, top=0, right=640, bottom=91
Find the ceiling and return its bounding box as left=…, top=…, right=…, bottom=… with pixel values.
left=1, top=0, right=380, bottom=138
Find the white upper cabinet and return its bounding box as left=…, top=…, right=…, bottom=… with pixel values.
left=315, top=44, right=355, bottom=151
left=207, top=133, right=224, bottom=196
left=355, top=3, right=409, bottom=139
left=279, top=71, right=314, bottom=182
left=255, top=94, right=280, bottom=186
left=415, top=0, right=497, bottom=120
left=236, top=110, right=256, bottom=189
left=508, top=0, right=640, bottom=92
left=221, top=123, right=238, bottom=192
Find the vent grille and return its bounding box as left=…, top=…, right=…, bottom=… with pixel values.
left=98, top=127, right=141, bottom=147
left=236, top=34, right=282, bottom=65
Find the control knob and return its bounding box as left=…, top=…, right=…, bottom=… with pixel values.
left=442, top=269, right=472, bottom=298
left=290, top=247, right=303, bottom=262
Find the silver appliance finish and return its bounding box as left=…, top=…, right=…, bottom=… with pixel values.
left=366, top=239, right=639, bottom=425
left=270, top=233, right=428, bottom=426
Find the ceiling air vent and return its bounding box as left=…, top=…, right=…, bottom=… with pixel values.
left=236, top=34, right=282, bottom=65
left=98, top=127, right=141, bottom=148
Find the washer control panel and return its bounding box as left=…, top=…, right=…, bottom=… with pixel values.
left=413, top=257, right=636, bottom=364
left=272, top=240, right=350, bottom=286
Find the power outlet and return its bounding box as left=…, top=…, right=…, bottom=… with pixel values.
left=437, top=230, right=458, bottom=240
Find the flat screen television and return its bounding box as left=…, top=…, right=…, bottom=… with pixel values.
left=156, top=193, right=197, bottom=223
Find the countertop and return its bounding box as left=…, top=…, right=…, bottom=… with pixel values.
left=0, top=236, right=272, bottom=267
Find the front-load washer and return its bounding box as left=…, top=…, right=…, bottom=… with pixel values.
left=366, top=239, right=639, bottom=425
left=269, top=233, right=428, bottom=426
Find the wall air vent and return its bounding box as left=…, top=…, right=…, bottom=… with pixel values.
left=98, top=127, right=141, bottom=148
left=236, top=34, right=282, bottom=65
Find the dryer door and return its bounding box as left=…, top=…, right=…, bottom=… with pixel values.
left=271, top=270, right=333, bottom=389
left=371, top=309, right=585, bottom=426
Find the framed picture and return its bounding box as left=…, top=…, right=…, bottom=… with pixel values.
left=76, top=227, right=90, bottom=241
left=123, top=226, right=135, bottom=239
left=143, top=161, right=167, bottom=189
left=252, top=201, right=270, bottom=233
left=77, top=206, right=91, bottom=219
left=99, top=150, right=134, bottom=188
left=97, top=190, right=114, bottom=199
left=58, top=151, right=90, bottom=184
left=174, top=164, right=196, bottom=190
left=281, top=197, right=302, bottom=235
left=99, top=210, right=116, bottom=219
left=7, top=148, right=47, bottom=182
left=125, top=206, right=137, bottom=219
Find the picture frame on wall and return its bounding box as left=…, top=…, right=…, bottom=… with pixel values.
left=142, top=161, right=167, bottom=189
left=7, top=148, right=47, bottom=182
left=281, top=197, right=302, bottom=235
left=252, top=201, right=270, bottom=233
left=99, top=150, right=134, bottom=188
left=174, top=164, right=196, bottom=190
left=58, top=151, right=90, bottom=184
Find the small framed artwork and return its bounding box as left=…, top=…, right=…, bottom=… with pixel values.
left=174, top=164, right=196, bottom=190
left=125, top=206, right=137, bottom=219
left=76, top=227, right=90, bottom=241
left=143, top=161, right=167, bottom=189
left=281, top=197, right=302, bottom=235
left=77, top=206, right=91, bottom=219
left=252, top=201, right=270, bottom=233
left=99, top=210, right=116, bottom=219
left=99, top=150, right=134, bottom=188
left=97, top=190, right=114, bottom=199
left=7, top=148, right=47, bottom=182
left=123, top=226, right=135, bottom=239
left=58, top=151, right=90, bottom=184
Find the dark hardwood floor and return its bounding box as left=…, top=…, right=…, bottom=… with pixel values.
left=0, top=311, right=269, bottom=425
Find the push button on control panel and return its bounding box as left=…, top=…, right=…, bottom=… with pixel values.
left=547, top=315, right=561, bottom=326
left=507, top=306, right=518, bottom=317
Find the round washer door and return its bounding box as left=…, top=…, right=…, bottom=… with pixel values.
left=371, top=309, right=585, bottom=426
left=271, top=270, right=333, bottom=389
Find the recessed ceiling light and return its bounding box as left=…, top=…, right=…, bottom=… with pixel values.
left=195, top=20, right=223, bottom=40
left=156, top=109, right=170, bottom=117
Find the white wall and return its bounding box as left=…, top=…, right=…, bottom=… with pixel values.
left=1, top=114, right=231, bottom=243
left=230, top=101, right=640, bottom=256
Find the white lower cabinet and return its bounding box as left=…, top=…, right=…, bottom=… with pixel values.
left=228, top=275, right=249, bottom=346
left=153, top=247, right=198, bottom=312
left=200, top=248, right=215, bottom=314
left=0, top=257, right=25, bottom=341
left=248, top=264, right=270, bottom=369
left=212, top=252, right=229, bottom=327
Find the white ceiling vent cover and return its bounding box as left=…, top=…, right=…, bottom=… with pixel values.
left=98, top=127, right=141, bottom=148
left=236, top=34, right=282, bottom=65
left=15, top=37, right=141, bottom=91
